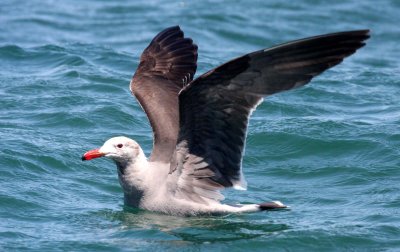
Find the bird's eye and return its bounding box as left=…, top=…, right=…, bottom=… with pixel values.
left=117, top=144, right=123, bottom=148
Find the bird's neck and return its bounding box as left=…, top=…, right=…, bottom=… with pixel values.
left=116, top=147, right=149, bottom=199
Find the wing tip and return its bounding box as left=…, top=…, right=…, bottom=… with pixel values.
left=132, top=25, right=198, bottom=86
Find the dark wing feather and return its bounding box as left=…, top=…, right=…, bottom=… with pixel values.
left=130, top=26, right=198, bottom=162
left=170, top=30, right=370, bottom=202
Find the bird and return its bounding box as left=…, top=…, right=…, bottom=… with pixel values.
left=82, top=26, right=369, bottom=216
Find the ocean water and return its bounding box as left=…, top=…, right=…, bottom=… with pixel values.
left=1, top=0, right=399, bottom=250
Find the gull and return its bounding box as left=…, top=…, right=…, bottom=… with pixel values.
left=82, top=26, right=369, bottom=216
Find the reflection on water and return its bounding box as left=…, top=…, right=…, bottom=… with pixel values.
left=101, top=207, right=290, bottom=243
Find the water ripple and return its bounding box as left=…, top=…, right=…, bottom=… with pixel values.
left=1, top=0, right=399, bottom=250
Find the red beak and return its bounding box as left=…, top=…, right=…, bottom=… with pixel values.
left=82, top=148, right=104, bottom=161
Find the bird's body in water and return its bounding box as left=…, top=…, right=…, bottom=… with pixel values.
left=82, top=26, right=370, bottom=216
left=86, top=136, right=280, bottom=215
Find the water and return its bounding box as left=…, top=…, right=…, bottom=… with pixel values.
left=1, top=0, right=399, bottom=250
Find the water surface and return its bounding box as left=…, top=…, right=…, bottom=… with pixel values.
left=1, top=0, right=400, bottom=250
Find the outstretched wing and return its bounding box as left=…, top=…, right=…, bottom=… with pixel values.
left=130, top=26, right=198, bottom=162
left=169, top=30, right=370, bottom=203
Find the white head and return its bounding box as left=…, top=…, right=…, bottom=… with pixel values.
left=82, top=136, right=145, bottom=165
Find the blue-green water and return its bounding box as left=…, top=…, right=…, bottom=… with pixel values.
left=1, top=0, right=399, bottom=251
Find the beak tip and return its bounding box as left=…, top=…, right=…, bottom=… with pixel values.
left=81, top=148, right=103, bottom=161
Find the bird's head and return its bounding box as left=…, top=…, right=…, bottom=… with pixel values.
left=82, top=136, right=143, bottom=164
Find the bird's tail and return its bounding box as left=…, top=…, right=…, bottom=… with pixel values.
left=258, top=201, right=288, bottom=211
left=230, top=201, right=288, bottom=213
